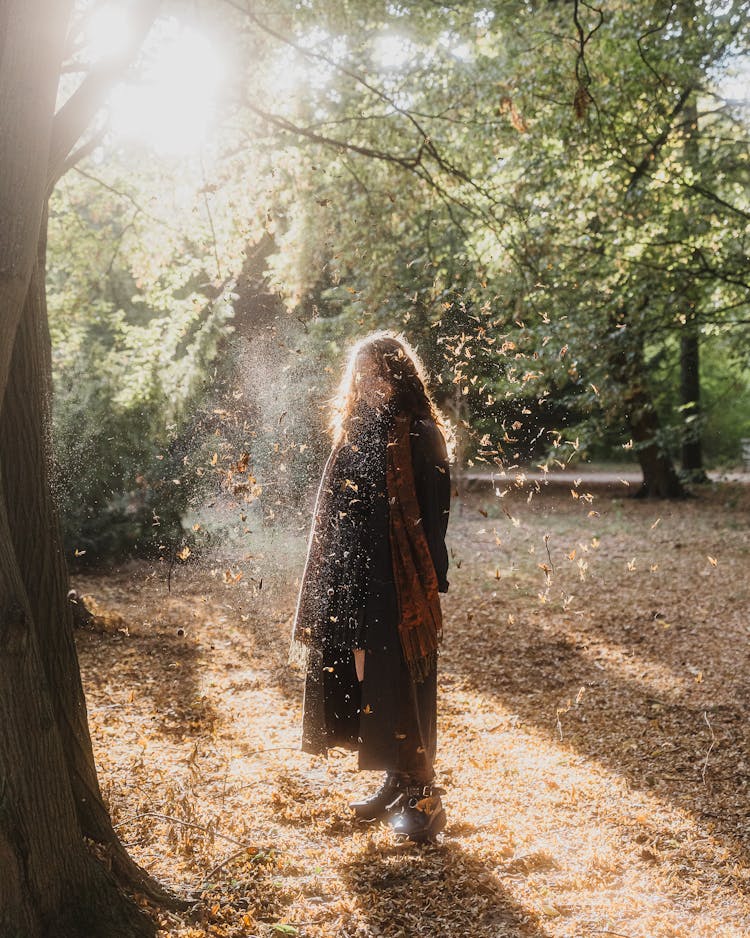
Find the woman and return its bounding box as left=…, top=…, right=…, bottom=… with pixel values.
left=292, top=332, right=451, bottom=842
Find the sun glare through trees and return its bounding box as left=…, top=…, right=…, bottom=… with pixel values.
left=85, top=7, right=226, bottom=154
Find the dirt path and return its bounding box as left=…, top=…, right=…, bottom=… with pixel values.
left=76, top=482, right=750, bottom=937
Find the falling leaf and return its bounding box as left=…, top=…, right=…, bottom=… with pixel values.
left=177, top=546, right=191, bottom=561
left=707, top=556, right=718, bottom=566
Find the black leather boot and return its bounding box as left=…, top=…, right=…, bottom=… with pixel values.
left=389, top=784, right=446, bottom=843
left=350, top=773, right=405, bottom=821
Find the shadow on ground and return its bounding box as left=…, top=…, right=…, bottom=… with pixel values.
left=341, top=840, right=552, bottom=938
left=76, top=598, right=219, bottom=743
left=441, top=485, right=750, bottom=895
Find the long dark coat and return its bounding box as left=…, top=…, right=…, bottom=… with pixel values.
left=295, top=408, right=450, bottom=781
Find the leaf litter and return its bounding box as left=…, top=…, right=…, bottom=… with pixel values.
left=76, top=482, right=750, bottom=937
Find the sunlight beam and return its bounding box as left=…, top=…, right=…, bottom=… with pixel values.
left=91, top=13, right=226, bottom=155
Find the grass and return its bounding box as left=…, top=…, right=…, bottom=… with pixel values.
left=75, top=480, right=750, bottom=937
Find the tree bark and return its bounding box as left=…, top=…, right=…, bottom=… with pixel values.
left=627, top=387, right=685, bottom=498
left=0, top=483, right=156, bottom=938
left=0, top=219, right=178, bottom=909
left=679, top=91, right=708, bottom=483
left=680, top=319, right=707, bottom=481
left=0, top=1, right=166, bottom=931
left=0, top=264, right=157, bottom=937
left=608, top=319, right=684, bottom=498
left=0, top=1, right=67, bottom=387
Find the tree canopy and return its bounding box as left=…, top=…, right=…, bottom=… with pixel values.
left=49, top=0, right=750, bottom=541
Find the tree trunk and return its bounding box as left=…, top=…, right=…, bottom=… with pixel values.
left=680, top=319, right=707, bottom=482
left=626, top=387, right=685, bottom=498
left=679, top=90, right=708, bottom=483
left=608, top=317, right=684, bottom=498
left=0, top=2, right=164, bottom=931
left=1, top=220, right=178, bottom=909
left=0, top=265, right=158, bottom=938
left=0, top=485, right=155, bottom=938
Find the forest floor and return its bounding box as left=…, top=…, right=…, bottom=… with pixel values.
left=74, top=478, right=750, bottom=938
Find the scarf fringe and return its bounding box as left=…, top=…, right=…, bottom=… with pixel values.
left=402, top=637, right=438, bottom=683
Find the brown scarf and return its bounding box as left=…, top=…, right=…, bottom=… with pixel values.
left=387, top=414, right=443, bottom=681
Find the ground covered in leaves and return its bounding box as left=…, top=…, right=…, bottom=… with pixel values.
left=75, top=478, right=750, bottom=938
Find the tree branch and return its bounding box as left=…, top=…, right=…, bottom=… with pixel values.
left=237, top=93, right=423, bottom=168
left=572, top=0, right=604, bottom=119
left=227, top=1, right=505, bottom=215
left=682, top=180, right=750, bottom=222
left=635, top=2, right=676, bottom=93
left=53, top=124, right=107, bottom=182
left=626, top=85, right=694, bottom=193
left=71, top=165, right=183, bottom=234
left=47, top=0, right=160, bottom=191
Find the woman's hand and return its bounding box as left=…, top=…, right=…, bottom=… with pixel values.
left=353, top=648, right=365, bottom=682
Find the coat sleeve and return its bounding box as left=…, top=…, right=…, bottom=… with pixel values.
left=411, top=419, right=451, bottom=592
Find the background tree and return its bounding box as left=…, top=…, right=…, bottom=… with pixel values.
left=246, top=0, right=749, bottom=494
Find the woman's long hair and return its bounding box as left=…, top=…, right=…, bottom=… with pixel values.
left=330, top=331, right=447, bottom=447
